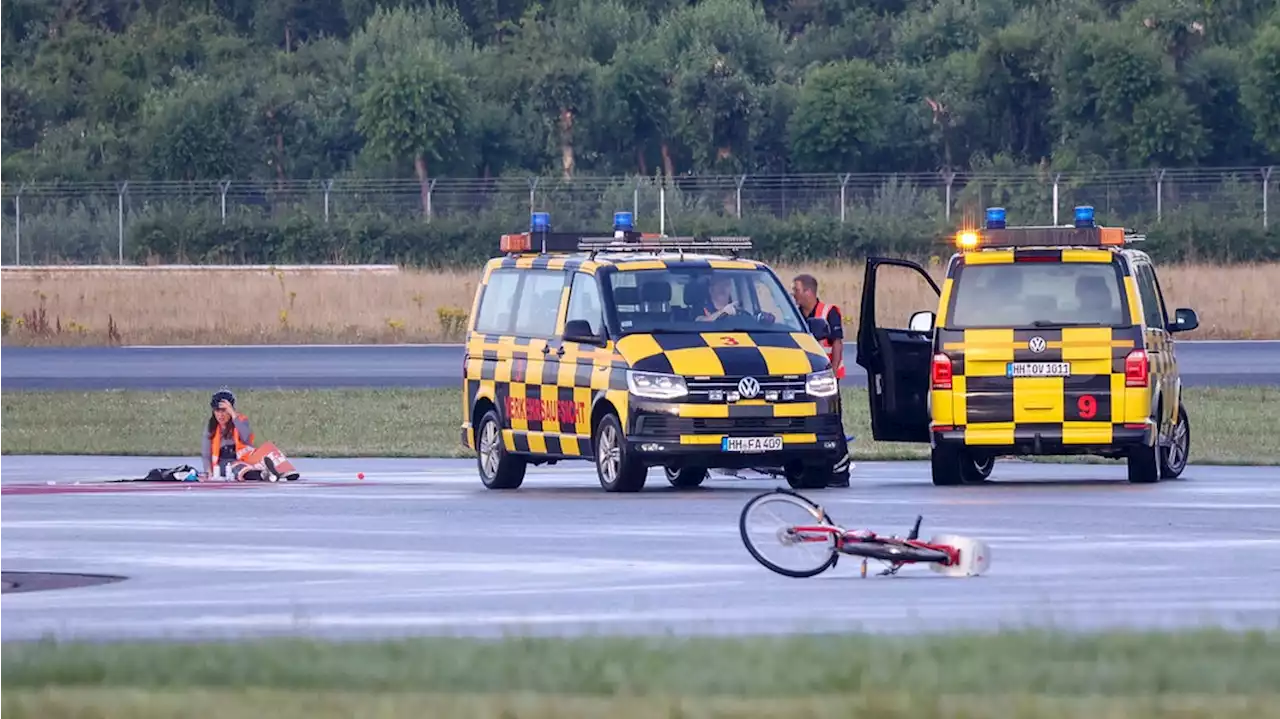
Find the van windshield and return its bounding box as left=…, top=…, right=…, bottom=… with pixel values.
left=946, top=261, right=1130, bottom=328
left=605, top=267, right=807, bottom=335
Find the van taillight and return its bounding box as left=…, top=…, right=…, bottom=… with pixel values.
left=1125, top=349, right=1149, bottom=387
left=931, top=353, right=953, bottom=389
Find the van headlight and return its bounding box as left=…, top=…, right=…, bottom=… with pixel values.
left=806, top=369, right=838, bottom=397
left=627, top=371, right=688, bottom=399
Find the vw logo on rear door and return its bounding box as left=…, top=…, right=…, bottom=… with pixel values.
left=737, top=376, right=760, bottom=398
left=1028, top=336, right=1047, bottom=353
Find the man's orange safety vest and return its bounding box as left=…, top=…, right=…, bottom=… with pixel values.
left=812, top=300, right=845, bottom=379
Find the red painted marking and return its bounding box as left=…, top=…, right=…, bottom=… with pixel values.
left=1, top=479, right=376, bottom=496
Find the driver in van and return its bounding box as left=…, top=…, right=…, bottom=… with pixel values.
left=698, top=276, right=738, bottom=321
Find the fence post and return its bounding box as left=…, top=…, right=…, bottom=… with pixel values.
left=219, top=180, right=231, bottom=224
left=323, top=179, right=334, bottom=223
left=427, top=178, right=436, bottom=220
left=117, top=181, right=128, bottom=264
left=942, top=170, right=955, bottom=223
left=1155, top=168, right=1165, bottom=223
left=528, top=176, right=539, bottom=215
left=1264, top=167, right=1272, bottom=229
left=735, top=174, right=746, bottom=218
left=633, top=177, right=640, bottom=221
left=14, top=184, right=22, bottom=265
left=1052, top=173, right=1061, bottom=226
left=659, top=177, right=666, bottom=236
left=839, top=173, right=850, bottom=222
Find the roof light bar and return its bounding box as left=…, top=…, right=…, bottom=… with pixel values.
left=501, top=210, right=754, bottom=255
left=969, top=225, right=1143, bottom=248
left=984, top=207, right=1006, bottom=229
left=577, top=235, right=752, bottom=252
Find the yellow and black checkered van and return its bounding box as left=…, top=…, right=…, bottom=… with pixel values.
left=853, top=206, right=1200, bottom=485
left=460, top=212, right=850, bottom=492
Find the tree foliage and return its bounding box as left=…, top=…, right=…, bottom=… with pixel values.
left=2, top=0, right=1277, bottom=184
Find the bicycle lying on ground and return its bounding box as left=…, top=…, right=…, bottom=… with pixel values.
left=738, top=488, right=992, bottom=579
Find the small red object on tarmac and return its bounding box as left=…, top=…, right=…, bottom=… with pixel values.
left=358, top=472, right=365, bottom=480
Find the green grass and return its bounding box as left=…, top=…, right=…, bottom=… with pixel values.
left=3, top=631, right=1279, bottom=718
left=2, top=386, right=1278, bottom=464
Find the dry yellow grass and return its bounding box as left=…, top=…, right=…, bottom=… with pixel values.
left=2, top=261, right=1277, bottom=345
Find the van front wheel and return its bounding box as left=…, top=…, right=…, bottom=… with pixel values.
left=594, top=413, right=647, bottom=492
left=476, top=409, right=525, bottom=489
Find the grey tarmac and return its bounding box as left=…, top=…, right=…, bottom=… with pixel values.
left=2, top=455, right=1279, bottom=643
left=4, top=340, right=1280, bottom=391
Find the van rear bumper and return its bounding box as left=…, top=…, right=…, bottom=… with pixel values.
left=931, top=421, right=1154, bottom=455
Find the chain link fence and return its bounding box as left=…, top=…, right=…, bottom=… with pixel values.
left=1, top=167, right=1274, bottom=264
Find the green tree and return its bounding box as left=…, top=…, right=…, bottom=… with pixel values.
left=1240, top=22, right=1280, bottom=157
left=355, top=50, right=471, bottom=214
left=787, top=59, right=892, bottom=173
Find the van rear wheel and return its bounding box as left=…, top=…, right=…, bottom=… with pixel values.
left=961, top=453, right=995, bottom=483
left=930, top=445, right=965, bottom=486
left=1127, top=419, right=1161, bottom=484
left=664, top=465, right=707, bottom=488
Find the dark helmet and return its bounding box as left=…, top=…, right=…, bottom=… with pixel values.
left=210, top=389, right=236, bottom=409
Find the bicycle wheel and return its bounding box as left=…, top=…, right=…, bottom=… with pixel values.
left=739, top=489, right=840, bottom=578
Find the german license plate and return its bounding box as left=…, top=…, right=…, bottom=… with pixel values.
left=721, top=436, right=783, bottom=453
left=1007, top=362, right=1071, bottom=378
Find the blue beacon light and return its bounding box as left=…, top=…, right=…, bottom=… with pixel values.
left=613, top=211, right=634, bottom=231
left=531, top=212, right=551, bottom=232
left=1074, top=205, right=1095, bottom=228
left=984, top=207, right=1006, bottom=229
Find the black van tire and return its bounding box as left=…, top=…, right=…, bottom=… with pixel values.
left=783, top=461, right=830, bottom=489
left=664, top=465, right=707, bottom=488
left=961, top=453, right=995, bottom=483
left=930, top=445, right=966, bottom=486
left=1127, top=419, right=1161, bottom=484
left=475, top=409, right=526, bottom=489
left=1159, top=404, right=1190, bottom=479
left=594, top=412, right=647, bottom=492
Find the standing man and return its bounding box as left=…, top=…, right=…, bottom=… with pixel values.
left=791, top=274, right=845, bottom=379
left=791, top=273, right=852, bottom=487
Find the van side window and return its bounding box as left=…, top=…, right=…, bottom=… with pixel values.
left=1134, top=264, right=1166, bottom=329
left=513, top=269, right=566, bottom=338
left=565, top=272, right=604, bottom=335
left=1145, top=263, right=1171, bottom=326
left=474, top=269, right=521, bottom=334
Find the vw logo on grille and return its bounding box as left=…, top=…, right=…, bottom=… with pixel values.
left=737, top=376, right=761, bottom=398
left=1028, top=336, right=1047, bottom=354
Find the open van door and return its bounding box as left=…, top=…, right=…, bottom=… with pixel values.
left=854, top=258, right=942, bottom=443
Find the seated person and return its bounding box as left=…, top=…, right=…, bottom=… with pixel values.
left=697, top=276, right=739, bottom=321
left=696, top=275, right=775, bottom=324
left=201, top=389, right=299, bottom=482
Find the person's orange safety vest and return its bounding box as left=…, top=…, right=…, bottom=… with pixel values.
left=812, top=300, right=845, bottom=379
left=210, top=416, right=255, bottom=464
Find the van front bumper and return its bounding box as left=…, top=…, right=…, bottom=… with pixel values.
left=626, top=397, right=848, bottom=469
left=930, top=421, right=1155, bottom=455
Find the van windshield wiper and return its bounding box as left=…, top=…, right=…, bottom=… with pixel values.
left=1029, top=320, right=1101, bottom=327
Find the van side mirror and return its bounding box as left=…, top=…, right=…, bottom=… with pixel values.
left=1169, top=308, right=1199, bottom=333
left=807, top=317, right=830, bottom=341
left=564, top=319, right=605, bottom=345
left=908, top=310, right=935, bottom=333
